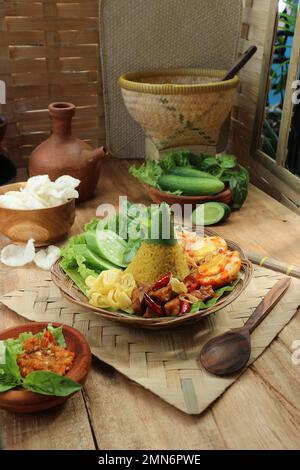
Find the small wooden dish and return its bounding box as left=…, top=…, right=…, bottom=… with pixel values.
left=0, top=322, right=91, bottom=413
left=145, top=184, right=232, bottom=207
left=0, top=182, right=76, bottom=246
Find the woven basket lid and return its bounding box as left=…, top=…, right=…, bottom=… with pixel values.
left=99, top=0, right=243, bottom=158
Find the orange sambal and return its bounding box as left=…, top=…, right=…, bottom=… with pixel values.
left=17, top=330, right=75, bottom=377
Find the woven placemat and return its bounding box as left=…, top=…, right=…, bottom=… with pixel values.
left=99, top=0, right=243, bottom=158
left=1, top=265, right=299, bottom=415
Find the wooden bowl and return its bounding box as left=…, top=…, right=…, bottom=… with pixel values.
left=0, top=182, right=76, bottom=246
left=0, top=322, right=91, bottom=413
left=51, top=229, right=253, bottom=329
left=145, top=184, right=232, bottom=207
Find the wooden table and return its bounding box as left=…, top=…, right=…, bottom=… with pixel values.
left=1, top=159, right=300, bottom=450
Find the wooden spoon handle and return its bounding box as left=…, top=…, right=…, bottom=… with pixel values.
left=222, top=45, right=257, bottom=81
left=244, top=277, right=291, bottom=334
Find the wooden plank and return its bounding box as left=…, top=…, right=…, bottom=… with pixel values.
left=4, top=3, right=43, bottom=17
left=60, top=57, right=99, bottom=71
left=13, top=95, right=100, bottom=112
left=0, top=31, right=45, bottom=45
left=9, top=44, right=98, bottom=60
left=57, top=3, right=98, bottom=17
left=58, top=30, right=99, bottom=45
left=6, top=17, right=98, bottom=32
left=15, top=105, right=100, bottom=122
left=12, top=71, right=98, bottom=86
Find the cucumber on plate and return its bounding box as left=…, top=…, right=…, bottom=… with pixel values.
left=85, top=230, right=128, bottom=268
left=192, top=202, right=231, bottom=226
left=168, top=166, right=220, bottom=180
left=158, top=174, right=225, bottom=196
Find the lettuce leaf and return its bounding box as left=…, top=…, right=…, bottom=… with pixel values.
left=129, top=160, right=163, bottom=187
left=159, top=151, right=193, bottom=170
left=47, top=325, right=66, bottom=347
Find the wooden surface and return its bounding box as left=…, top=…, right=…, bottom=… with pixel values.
left=1, top=159, right=300, bottom=449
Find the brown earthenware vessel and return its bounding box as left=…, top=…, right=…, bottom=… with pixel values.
left=28, top=102, right=108, bottom=202
left=145, top=184, right=232, bottom=208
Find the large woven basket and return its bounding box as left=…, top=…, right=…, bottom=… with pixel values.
left=119, top=68, right=239, bottom=152
left=51, top=230, right=252, bottom=329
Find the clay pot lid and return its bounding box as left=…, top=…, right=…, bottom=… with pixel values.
left=48, top=102, right=76, bottom=118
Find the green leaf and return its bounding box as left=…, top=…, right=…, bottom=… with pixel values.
left=4, top=344, right=22, bottom=381
left=60, top=264, right=88, bottom=294
left=47, top=325, right=66, bottom=348
left=159, top=151, right=191, bottom=170
left=217, top=154, right=237, bottom=169
left=122, top=239, right=141, bottom=264
left=200, top=156, right=219, bottom=170
left=129, top=161, right=163, bottom=187
left=0, top=382, right=18, bottom=393
left=23, top=371, right=82, bottom=397
left=228, top=165, right=249, bottom=210
left=0, top=344, right=22, bottom=393
left=4, top=332, right=34, bottom=356
left=84, top=218, right=99, bottom=232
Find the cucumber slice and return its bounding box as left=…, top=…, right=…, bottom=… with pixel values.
left=72, top=244, right=119, bottom=270
left=85, top=230, right=127, bottom=267
left=192, top=202, right=229, bottom=226
left=218, top=203, right=231, bottom=221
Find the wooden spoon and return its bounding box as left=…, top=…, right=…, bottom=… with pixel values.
left=222, top=45, right=257, bottom=81
left=200, top=277, right=291, bottom=376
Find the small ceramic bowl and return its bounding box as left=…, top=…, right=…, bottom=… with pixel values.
left=145, top=184, right=232, bottom=207
left=0, top=182, right=76, bottom=246
left=0, top=322, right=91, bottom=413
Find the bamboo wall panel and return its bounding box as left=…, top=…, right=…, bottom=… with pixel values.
left=0, top=0, right=272, bottom=168
left=0, top=0, right=105, bottom=167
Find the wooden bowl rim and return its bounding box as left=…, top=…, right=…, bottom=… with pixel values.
left=145, top=184, right=232, bottom=202
left=51, top=228, right=253, bottom=329
left=0, top=322, right=91, bottom=404
left=0, top=182, right=75, bottom=212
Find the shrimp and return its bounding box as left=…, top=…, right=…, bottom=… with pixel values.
left=197, top=250, right=241, bottom=288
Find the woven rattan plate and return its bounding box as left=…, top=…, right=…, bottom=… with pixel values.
left=1, top=265, right=299, bottom=415
left=50, top=231, right=252, bottom=329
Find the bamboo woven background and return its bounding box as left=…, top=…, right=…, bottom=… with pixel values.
left=1, top=264, right=299, bottom=415
left=0, top=0, right=273, bottom=167
left=0, top=0, right=105, bottom=167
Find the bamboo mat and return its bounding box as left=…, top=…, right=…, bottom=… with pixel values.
left=1, top=265, right=299, bottom=415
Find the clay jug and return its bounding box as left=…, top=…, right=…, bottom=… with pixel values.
left=28, top=102, right=108, bottom=202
